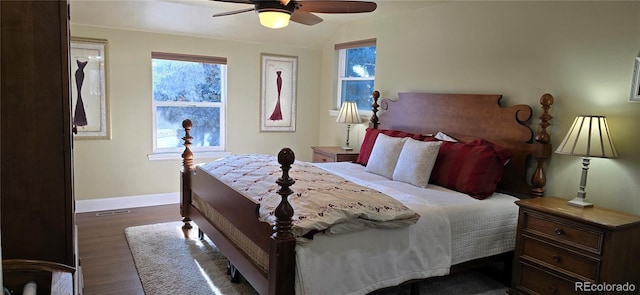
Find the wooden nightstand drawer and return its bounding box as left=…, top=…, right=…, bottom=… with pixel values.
left=523, top=210, right=604, bottom=255
left=522, top=235, right=600, bottom=281
left=312, top=152, right=334, bottom=163
left=311, top=146, right=359, bottom=163
left=517, top=262, right=577, bottom=295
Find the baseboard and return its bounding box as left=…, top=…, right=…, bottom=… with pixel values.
left=75, top=192, right=180, bottom=213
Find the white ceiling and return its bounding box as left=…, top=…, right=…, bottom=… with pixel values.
left=70, top=0, right=440, bottom=49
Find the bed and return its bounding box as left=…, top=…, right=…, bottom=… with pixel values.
left=179, top=91, right=554, bottom=295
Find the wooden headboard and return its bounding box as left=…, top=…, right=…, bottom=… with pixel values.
left=369, top=91, right=554, bottom=198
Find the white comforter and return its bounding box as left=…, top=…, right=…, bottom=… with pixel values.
left=293, top=162, right=519, bottom=295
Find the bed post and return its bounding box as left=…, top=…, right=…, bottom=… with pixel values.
left=269, top=148, right=296, bottom=295
left=370, top=90, right=380, bottom=129
left=530, top=94, right=554, bottom=197
left=181, top=119, right=194, bottom=230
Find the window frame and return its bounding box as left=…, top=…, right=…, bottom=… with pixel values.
left=335, top=38, right=376, bottom=113
left=150, top=52, right=228, bottom=155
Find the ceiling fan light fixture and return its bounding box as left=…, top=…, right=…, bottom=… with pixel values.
left=212, top=0, right=376, bottom=28
left=258, top=10, right=291, bottom=29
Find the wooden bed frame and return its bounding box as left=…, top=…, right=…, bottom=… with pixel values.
left=179, top=91, right=554, bottom=295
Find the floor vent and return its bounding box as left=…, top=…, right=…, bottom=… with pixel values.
left=95, top=209, right=131, bottom=217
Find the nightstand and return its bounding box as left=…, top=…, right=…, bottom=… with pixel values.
left=311, top=146, right=359, bottom=163
left=509, top=197, right=640, bottom=295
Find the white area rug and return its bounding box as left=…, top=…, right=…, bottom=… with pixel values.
left=125, top=222, right=508, bottom=295
left=125, top=222, right=258, bottom=295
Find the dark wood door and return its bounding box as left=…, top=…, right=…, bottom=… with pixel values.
left=1, top=0, right=75, bottom=267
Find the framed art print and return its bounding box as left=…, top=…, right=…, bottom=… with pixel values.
left=70, top=37, right=111, bottom=139
left=260, top=53, right=297, bottom=132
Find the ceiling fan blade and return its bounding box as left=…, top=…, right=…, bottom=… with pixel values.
left=290, top=11, right=323, bottom=25
left=212, top=7, right=256, bottom=17
left=295, top=1, right=376, bottom=14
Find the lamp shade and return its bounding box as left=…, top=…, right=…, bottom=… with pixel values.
left=258, top=11, right=291, bottom=29
left=555, top=115, right=617, bottom=158
left=336, top=101, right=361, bottom=124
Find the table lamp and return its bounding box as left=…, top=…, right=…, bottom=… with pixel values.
left=555, top=115, right=617, bottom=207
left=336, top=101, right=361, bottom=151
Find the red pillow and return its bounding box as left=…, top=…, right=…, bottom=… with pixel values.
left=430, top=142, right=506, bottom=199
left=467, top=138, right=512, bottom=165
left=356, top=128, right=430, bottom=165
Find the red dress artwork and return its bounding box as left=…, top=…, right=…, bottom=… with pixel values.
left=269, top=70, right=283, bottom=121
left=73, top=59, right=89, bottom=127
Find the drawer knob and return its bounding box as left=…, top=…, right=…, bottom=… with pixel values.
left=554, top=228, right=563, bottom=235
left=552, top=255, right=561, bottom=262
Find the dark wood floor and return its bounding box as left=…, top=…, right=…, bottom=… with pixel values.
left=76, top=204, right=182, bottom=295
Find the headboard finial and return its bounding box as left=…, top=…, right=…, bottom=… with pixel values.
left=535, top=93, right=554, bottom=144
left=370, top=90, right=380, bottom=129
left=531, top=93, right=554, bottom=197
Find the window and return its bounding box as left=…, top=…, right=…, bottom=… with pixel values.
left=336, top=38, right=376, bottom=111
left=151, top=52, right=227, bottom=153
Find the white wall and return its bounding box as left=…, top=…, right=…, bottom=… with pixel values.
left=318, top=1, right=640, bottom=214
left=71, top=25, right=322, bottom=201
left=72, top=1, right=640, bottom=216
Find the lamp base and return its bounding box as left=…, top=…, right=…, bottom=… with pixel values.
left=341, top=146, right=353, bottom=151
left=567, top=197, right=593, bottom=208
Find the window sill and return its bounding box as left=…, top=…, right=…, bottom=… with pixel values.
left=147, top=151, right=232, bottom=161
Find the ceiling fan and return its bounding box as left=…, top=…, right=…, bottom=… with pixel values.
left=211, top=0, right=377, bottom=29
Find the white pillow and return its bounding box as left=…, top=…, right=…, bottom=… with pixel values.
left=364, top=134, right=407, bottom=178
left=392, top=139, right=443, bottom=188
left=435, top=131, right=457, bottom=142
